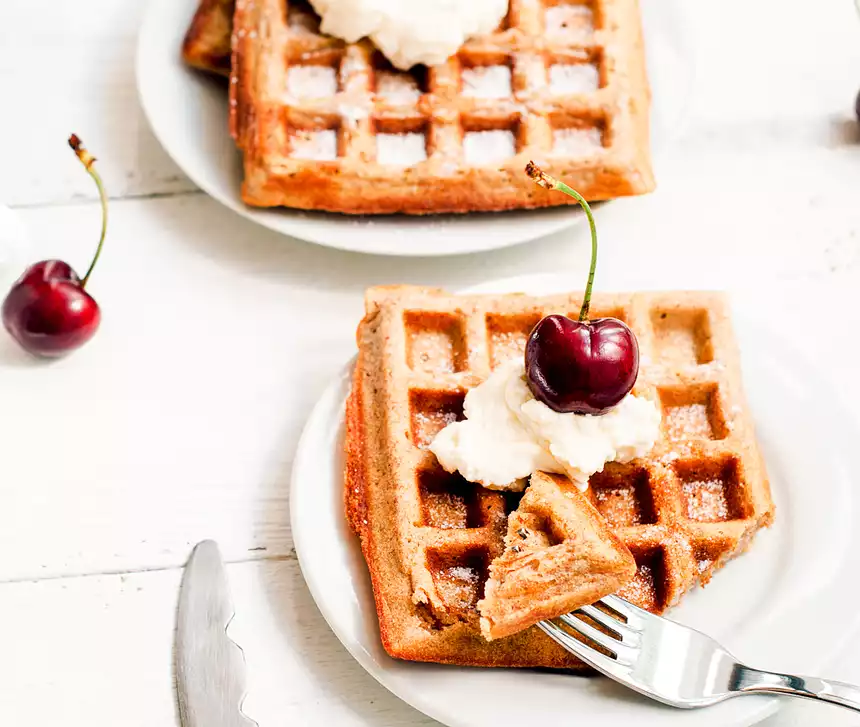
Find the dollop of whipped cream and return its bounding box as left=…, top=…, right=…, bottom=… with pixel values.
left=429, top=358, right=661, bottom=491
left=309, top=0, right=509, bottom=70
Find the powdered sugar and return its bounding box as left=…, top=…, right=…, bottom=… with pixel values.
left=463, top=130, right=516, bottom=165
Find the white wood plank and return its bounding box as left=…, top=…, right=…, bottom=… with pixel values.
left=1, top=174, right=859, bottom=582
left=0, top=0, right=859, bottom=206
left=0, top=0, right=198, bottom=207
left=0, top=2, right=858, bottom=725
left=0, top=558, right=857, bottom=727
left=685, top=0, right=860, bottom=128
left=0, top=559, right=438, bottom=726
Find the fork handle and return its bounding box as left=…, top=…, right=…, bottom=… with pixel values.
left=734, top=666, right=860, bottom=712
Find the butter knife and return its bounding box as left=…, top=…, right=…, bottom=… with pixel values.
left=176, top=540, right=256, bottom=727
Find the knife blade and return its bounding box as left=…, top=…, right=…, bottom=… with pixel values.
left=176, top=540, right=256, bottom=727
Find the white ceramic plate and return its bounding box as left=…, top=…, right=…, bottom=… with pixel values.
left=291, top=273, right=860, bottom=727
left=136, top=0, right=696, bottom=256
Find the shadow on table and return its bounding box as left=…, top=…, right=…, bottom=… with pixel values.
left=137, top=187, right=573, bottom=296
left=829, top=114, right=860, bottom=147
left=0, top=328, right=53, bottom=368
left=256, top=435, right=442, bottom=726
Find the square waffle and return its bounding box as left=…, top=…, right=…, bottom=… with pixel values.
left=182, top=0, right=236, bottom=76
left=345, top=285, right=774, bottom=668
left=230, top=0, right=655, bottom=213
left=478, top=471, right=636, bottom=641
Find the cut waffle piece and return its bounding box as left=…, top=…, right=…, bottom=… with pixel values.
left=231, top=0, right=654, bottom=213
left=345, top=285, right=774, bottom=668
left=182, top=0, right=236, bottom=76
left=478, top=471, right=635, bottom=641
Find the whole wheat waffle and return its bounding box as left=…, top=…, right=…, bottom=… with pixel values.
left=229, top=0, right=654, bottom=213
left=182, top=0, right=235, bottom=76
left=345, top=285, right=773, bottom=668
left=478, top=471, right=635, bottom=641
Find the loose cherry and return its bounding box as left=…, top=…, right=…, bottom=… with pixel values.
left=2, top=135, right=107, bottom=357
left=523, top=161, right=639, bottom=414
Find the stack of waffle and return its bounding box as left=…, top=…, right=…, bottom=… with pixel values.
left=346, top=286, right=774, bottom=668
left=182, top=0, right=655, bottom=213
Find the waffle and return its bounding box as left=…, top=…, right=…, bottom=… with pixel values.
left=478, top=471, right=635, bottom=641
left=230, top=0, right=654, bottom=213
left=345, top=285, right=774, bottom=668
left=182, top=0, right=235, bottom=76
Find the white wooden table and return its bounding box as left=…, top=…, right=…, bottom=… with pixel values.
left=1, top=1, right=859, bottom=724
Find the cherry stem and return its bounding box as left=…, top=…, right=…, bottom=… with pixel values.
left=525, top=161, right=597, bottom=322
left=68, top=134, right=108, bottom=288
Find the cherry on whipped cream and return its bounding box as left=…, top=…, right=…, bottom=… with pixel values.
left=523, top=162, right=640, bottom=415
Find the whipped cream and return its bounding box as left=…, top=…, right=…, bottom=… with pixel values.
left=309, top=0, right=509, bottom=70
left=429, top=359, right=661, bottom=491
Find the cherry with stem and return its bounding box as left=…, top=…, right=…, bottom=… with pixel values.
left=71, top=135, right=108, bottom=287
left=523, top=161, right=639, bottom=415
left=2, top=135, right=108, bottom=357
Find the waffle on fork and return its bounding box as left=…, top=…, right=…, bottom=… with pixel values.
left=345, top=285, right=773, bottom=668
left=478, top=471, right=636, bottom=641
left=228, top=0, right=654, bottom=213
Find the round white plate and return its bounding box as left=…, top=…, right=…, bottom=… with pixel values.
left=291, top=273, right=860, bottom=727
left=136, top=0, right=696, bottom=256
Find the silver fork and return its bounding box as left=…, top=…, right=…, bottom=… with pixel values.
left=538, top=594, right=860, bottom=712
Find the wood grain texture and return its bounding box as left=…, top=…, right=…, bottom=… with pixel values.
left=0, top=560, right=438, bottom=726
left=0, top=0, right=199, bottom=207
left=0, top=192, right=858, bottom=582
left=0, top=0, right=857, bottom=208
left=0, top=0, right=859, bottom=725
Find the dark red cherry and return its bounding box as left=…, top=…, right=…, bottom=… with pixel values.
left=524, top=162, right=642, bottom=415
left=525, top=314, right=639, bottom=414
left=2, top=261, right=101, bottom=357
left=2, top=135, right=107, bottom=358
left=2, top=261, right=100, bottom=357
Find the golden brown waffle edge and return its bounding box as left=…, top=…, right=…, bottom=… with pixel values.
left=345, top=285, right=774, bottom=668
left=478, top=472, right=637, bottom=641
left=228, top=0, right=655, bottom=214
left=182, top=0, right=235, bottom=76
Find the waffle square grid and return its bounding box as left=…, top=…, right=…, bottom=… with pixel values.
left=346, top=286, right=774, bottom=668
left=230, top=0, right=655, bottom=213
